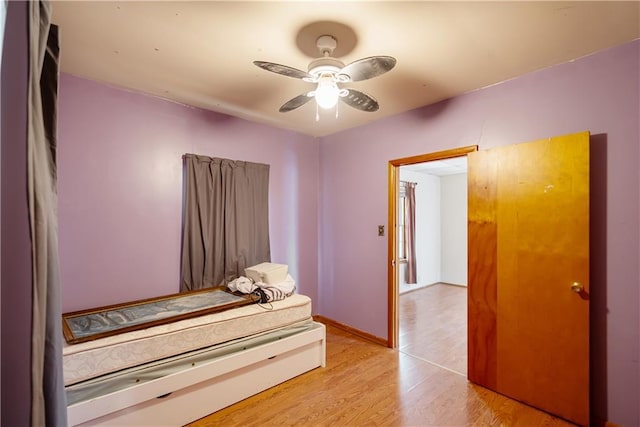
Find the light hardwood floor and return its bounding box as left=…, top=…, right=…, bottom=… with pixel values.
left=399, top=283, right=468, bottom=375
left=188, top=323, right=573, bottom=426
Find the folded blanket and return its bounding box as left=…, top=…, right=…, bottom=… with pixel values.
left=228, top=274, right=296, bottom=303
left=227, top=276, right=257, bottom=294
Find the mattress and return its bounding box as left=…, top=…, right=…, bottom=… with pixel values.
left=63, top=293, right=312, bottom=386
left=66, top=320, right=319, bottom=406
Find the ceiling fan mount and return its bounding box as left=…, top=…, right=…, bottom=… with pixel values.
left=315, top=34, right=338, bottom=57
left=253, top=34, right=396, bottom=114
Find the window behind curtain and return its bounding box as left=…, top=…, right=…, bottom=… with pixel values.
left=180, top=154, right=271, bottom=292
left=398, top=181, right=408, bottom=261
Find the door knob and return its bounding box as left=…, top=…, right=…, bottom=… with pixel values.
left=571, top=282, right=583, bottom=293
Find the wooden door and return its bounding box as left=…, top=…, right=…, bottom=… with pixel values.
left=467, top=131, right=590, bottom=426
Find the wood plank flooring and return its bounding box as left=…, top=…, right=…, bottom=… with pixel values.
left=188, top=323, right=573, bottom=426
left=399, top=283, right=468, bottom=375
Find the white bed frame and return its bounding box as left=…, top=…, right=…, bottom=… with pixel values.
left=68, top=321, right=326, bottom=426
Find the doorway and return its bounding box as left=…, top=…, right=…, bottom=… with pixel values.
left=386, top=145, right=477, bottom=357
left=397, top=158, right=468, bottom=374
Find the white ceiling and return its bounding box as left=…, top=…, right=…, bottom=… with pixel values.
left=403, top=156, right=468, bottom=176
left=51, top=1, right=640, bottom=138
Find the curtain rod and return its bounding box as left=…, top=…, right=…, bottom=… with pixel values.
left=400, top=180, right=418, bottom=186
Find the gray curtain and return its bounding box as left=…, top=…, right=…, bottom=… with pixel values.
left=405, top=182, right=417, bottom=284
left=27, top=2, right=67, bottom=426
left=181, top=155, right=271, bottom=291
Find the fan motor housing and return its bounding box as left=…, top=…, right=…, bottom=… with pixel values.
left=308, top=57, right=345, bottom=77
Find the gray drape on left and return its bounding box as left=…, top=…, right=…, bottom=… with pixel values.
left=27, top=2, right=67, bottom=425
left=181, top=155, right=271, bottom=291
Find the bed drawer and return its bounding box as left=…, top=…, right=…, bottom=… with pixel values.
left=69, top=322, right=326, bottom=426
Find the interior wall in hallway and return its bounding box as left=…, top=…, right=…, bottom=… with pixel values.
left=440, top=173, right=467, bottom=286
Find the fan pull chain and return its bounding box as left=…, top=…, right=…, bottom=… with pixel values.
left=315, top=102, right=320, bottom=122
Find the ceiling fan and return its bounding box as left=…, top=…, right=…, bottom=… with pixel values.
left=254, top=35, right=396, bottom=114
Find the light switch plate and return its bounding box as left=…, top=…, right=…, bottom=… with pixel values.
left=378, top=225, right=385, bottom=236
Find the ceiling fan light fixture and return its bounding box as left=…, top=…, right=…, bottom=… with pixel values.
left=253, top=33, right=395, bottom=114
left=314, top=75, right=340, bottom=109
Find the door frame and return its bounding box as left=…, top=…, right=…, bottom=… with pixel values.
left=387, top=145, right=478, bottom=348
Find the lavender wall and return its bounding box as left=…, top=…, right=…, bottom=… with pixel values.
left=58, top=75, right=319, bottom=312
left=319, top=40, right=639, bottom=425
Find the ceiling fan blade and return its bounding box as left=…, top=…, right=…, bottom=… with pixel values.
left=339, top=56, right=397, bottom=82
left=340, top=89, right=379, bottom=112
left=253, top=61, right=312, bottom=80
left=279, top=93, right=313, bottom=112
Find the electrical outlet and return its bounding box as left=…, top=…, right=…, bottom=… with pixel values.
left=378, top=225, right=385, bottom=236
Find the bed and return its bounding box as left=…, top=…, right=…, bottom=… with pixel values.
left=64, top=293, right=326, bottom=426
